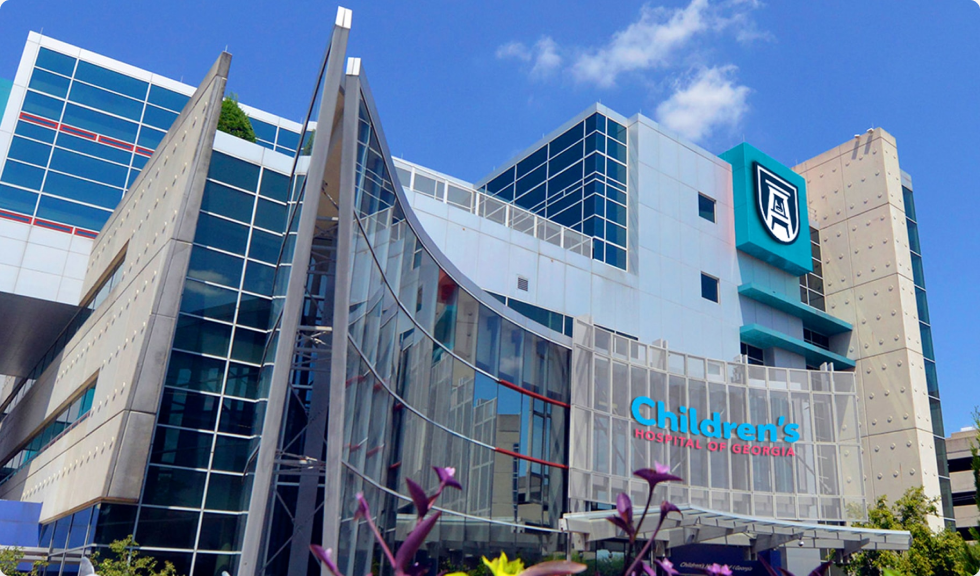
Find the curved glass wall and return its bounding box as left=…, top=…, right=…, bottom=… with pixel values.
left=334, top=92, right=572, bottom=575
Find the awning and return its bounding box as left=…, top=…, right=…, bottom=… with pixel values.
left=0, top=292, right=82, bottom=378
left=561, top=505, right=910, bottom=553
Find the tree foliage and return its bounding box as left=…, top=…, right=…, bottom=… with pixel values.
left=0, top=547, right=46, bottom=576
left=91, top=536, right=180, bottom=576
left=217, top=94, right=256, bottom=143
left=845, top=486, right=966, bottom=576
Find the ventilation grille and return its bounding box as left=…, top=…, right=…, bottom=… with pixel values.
left=517, top=276, right=529, bottom=292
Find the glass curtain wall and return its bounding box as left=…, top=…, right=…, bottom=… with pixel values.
left=335, top=88, right=572, bottom=576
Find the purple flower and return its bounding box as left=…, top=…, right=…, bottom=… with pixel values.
left=354, top=492, right=370, bottom=520
left=433, top=466, right=463, bottom=491
left=807, top=562, right=833, bottom=576
left=607, top=492, right=635, bottom=537
left=310, top=545, right=344, bottom=576
left=702, top=564, right=733, bottom=576
left=654, top=559, right=680, bottom=576
left=633, top=463, right=682, bottom=490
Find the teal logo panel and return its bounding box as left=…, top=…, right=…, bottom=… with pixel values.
left=720, top=143, right=812, bottom=275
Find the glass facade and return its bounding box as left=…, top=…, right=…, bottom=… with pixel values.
left=477, top=112, right=628, bottom=269
left=799, top=227, right=825, bottom=311
left=902, top=185, right=952, bottom=526
left=0, top=43, right=301, bottom=236
left=570, top=323, right=864, bottom=523
left=325, top=90, right=573, bottom=576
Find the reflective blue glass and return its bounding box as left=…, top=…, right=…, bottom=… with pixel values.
left=1, top=159, right=44, bottom=189
left=141, top=104, right=178, bottom=131
left=259, top=170, right=290, bottom=203
left=205, top=472, right=253, bottom=511
left=212, top=434, right=255, bottom=470
left=165, top=351, right=225, bottom=394
left=550, top=122, right=584, bottom=155
left=254, top=198, right=286, bottom=231
left=14, top=120, right=56, bottom=144
left=74, top=61, right=148, bottom=100
left=201, top=181, right=254, bottom=223
left=237, top=294, right=271, bottom=330
left=180, top=279, right=239, bottom=322
left=231, top=328, right=266, bottom=364
left=476, top=304, right=500, bottom=374
left=35, top=48, right=76, bottom=76
left=275, top=146, right=294, bottom=156
left=517, top=165, right=547, bottom=198
left=606, top=157, right=626, bottom=184
left=208, top=152, right=260, bottom=192
left=150, top=426, right=214, bottom=468
left=148, top=84, right=189, bottom=112
left=131, top=154, right=148, bottom=169
left=606, top=221, right=626, bottom=247
left=243, top=261, right=275, bottom=295
left=606, top=118, right=626, bottom=143
left=0, top=184, right=38, bottom=215
left=135, top=509, right=198, bottom=549
left=127, top=168, right=140, bottom=189
left=55, top=132, right=132, bottom=165
left=248, top=229, right=282, bottom=264
left=137, top=126, right=165, bottom=149
left=194, top=213, right=249, bottom=255
left=276, top=129, right=300, bottom=151
left=68, top=82, right=143, bottom=121
left=173, top=315, right=232, bottom=357
left=141, top=465, right=206, bottom=507
left=548, top=142, right=583, bottom=179
left=28, top=69, right=70, bottom=99
left=35, top=195, right=111, bottom=230
left=43, top=171, right=122, bottom=209
left=62, top=103, right=139, bottom=143
left=8, top=136, right=52, bottom=167
left=250, top=118, right=277, bottom=142
left=22, top=90, right=64, bottom=121
left=49, top=148, right=128, bottom=187
left=606, top=244, right=626, bottom=268
left=517, top=146, right=548, bottom=178
left=607, top=139, right=626, bottom=163
left=256, top=140, right=275, bottom=151
left=188, top=246, right=244, bottom=288
left=606, top=200, right=626, bottom=226
left=219, top=399, right=264, bottom=436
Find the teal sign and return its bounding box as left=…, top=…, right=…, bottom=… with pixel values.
left=720, top=143, right=812, bottom=276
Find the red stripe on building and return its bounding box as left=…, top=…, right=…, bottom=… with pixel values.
left=97, top=135, right=135, bottom=152
left=0, top=209, right=32, bottom=225
left=19, top=112, right=58, bottom=129
left=74, top=228, right=98, bottom=239
left=493, top=446, right=568, bottom=470
left=59, top=124, right=97, bottom=140
left=33, top=218, right=73, bottom=234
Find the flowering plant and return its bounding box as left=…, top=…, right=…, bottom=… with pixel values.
left=311, top=467, right=586, bottom=576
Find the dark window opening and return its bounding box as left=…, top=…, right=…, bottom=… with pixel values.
left=701, top=273, right=719, bottom=303
left=698, top=194, right=715, bottom=223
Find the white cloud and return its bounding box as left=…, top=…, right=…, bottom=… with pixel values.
left=496, top=37, right=563, bottom=79
left=655, top=65, right=750, bottom=142
left=571, top=0, right=711, bottom=88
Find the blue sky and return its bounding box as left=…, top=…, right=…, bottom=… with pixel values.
left=0, top=0, right=978, bottom=431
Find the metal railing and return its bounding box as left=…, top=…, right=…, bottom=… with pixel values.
left=395, top=161, right=592, bottom=259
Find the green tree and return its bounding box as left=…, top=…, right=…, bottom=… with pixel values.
left=960, top=408, right=980, bottom=574
left=217, top=94, right=256, bottom=143
left=90, top=536, right=180, bottom=576
left=845, top=486, right=966, bottom=576
left=0, top=547, right=46, bottom=576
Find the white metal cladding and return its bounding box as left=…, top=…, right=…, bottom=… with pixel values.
left=569, top=319, right=865, bottom=523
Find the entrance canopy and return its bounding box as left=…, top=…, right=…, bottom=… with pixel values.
left=561, top=505, right=911, bottom=554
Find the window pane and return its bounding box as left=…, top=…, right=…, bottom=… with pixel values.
left=36, top=48, right=76, bottom=76
left=62, top=103, right=139, bottom=143
left=44, top=171, right=122, bottom=209
left=237, top=294, right=271, bottom=330
left=248, top=229, right=282, bottom=264
left=231, top=328, right=266, bottom=364
left=0, top=184, right=38, bottom=216
left=8, top=136, right=52, bottom=167
left=55, top=131, right=132, bottom=165
left=36, top=195, right=111, bottom=230
left=254, top=198, right=286, bottom=232
left=181, top=279, right=239, bottom=322
left=92, top=504, right=137, bottom=545
left=699, top=194, right=716, bottom=222
left=243, top=261, right=274, bottom=295
left=250, top=118, right=277, bottom=142
left=201, top=181, right=254, bottom=223
left=142, top=465, right=207, bottom=507
left=212, top=435, right=255, bottom=472
left=15, top=120, right=56, bottom=144
left=74, top=61, right=148, bottom=100
left=195, top=213, right=249, bottom=255
left=276, top=129, right=299, bottom=151
left=68, top=82, right=143, bottom=120
left=49, top=148, right=128, bottom=188
left=198, top=513, right=245, bottom=551
left=259, top=170, right=290, bottom=203
left=173, top=315, right=232, bottom=357
left=165, top=351, right=225, bottom=393
left=218, top=398, right=264, bottom=436
left=22, top=90, right=65, bottom=121
left=137, top=126, right=166, bottom=149
left=135, top=508, right=198, bottom=549
left=141, top=104, right=179, bottom=131
left=28, top=68, right=70, bottom=98
left=188, top=246, right=244, bottom=288
left=225, top=363, right=261, bottom=399
left=158, top=388, right=220, bottom=430
left=1, top=160, right=45, bottom=189
left=205, top=473, right=253, bottom=511
left=150, top=428, right=213, bottom=469
left=208, top=152, right=259, bottom=192
left=701, top=273, right=719, bottom=302
left=148, top=85, right=190, bottom=112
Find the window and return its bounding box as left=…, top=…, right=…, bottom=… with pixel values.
left=741, top=343, right=764, bottom=366
left=803, top=328, right=830, bottom=351
left=701, top=273, right=719, bottom=302
left=698, top=194, right=716, bottom=222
